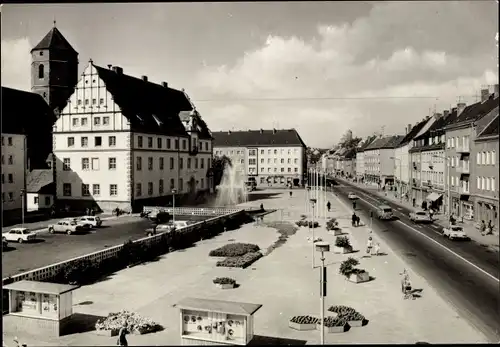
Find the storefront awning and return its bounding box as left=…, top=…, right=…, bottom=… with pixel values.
left=426, top=193, right=442, bottom=202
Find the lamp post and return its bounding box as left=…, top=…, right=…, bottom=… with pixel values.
left=390, top=157, right=402, bottom=202
left=433, top=155, right=451, bottom=217
left=306, top=186, right=311, bottom=216
left=315, top=241, right=329, bottom=345
left=310, top=198, right=317, bottom=269
left=20, top=189, right=25, bottom=227
left=171, top=189, right=177, bottom=223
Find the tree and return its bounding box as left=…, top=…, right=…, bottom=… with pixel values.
left=212, top=155, right=232, bottom=187
left=339, top=130, right=362, bottom=149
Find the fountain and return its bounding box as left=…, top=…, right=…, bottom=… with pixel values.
left=214, top=161, right=248, bottom=206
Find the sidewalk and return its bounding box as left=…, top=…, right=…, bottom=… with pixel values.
left=336, top=177, right=499, bottom=252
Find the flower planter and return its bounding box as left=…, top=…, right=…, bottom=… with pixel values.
left=348, top=272, right=370, bottom=283
left=348, top=320, right=364, bottom=327
left=316, top=323, right=348, bottom=333
left=288, top=321, right=316, bottom=331
left=95, top=328, right=119, bottom=337
left=215, top=283, right=235, bottom=289
left=333, top=246, right=351, bottom=254
left=333, top=229, right=343, bottom=236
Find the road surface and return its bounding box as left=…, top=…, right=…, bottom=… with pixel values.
left=331, top=180, right=500, bottom=342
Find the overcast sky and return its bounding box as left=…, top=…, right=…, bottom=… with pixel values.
left=1, top=2, right=498, bottom=148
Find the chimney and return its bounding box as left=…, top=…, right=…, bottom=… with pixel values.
left=494, top=84, right=499, bottom=98
left=107, top=64, right=112, bottom=70
left=457, top=103, right=466, bottom=116
left=407, top=124, right=412, bottom=134
left=161, top=82, right=168, bottom=88
left=141, top=75, right=148, bottom=82
left=112, top=66, right=123, bottom=75
left=481, top=88, right=490, bottom=102
left=260, top=129, right=263, bottom=134
left=273, top=128, right=277, bottom=134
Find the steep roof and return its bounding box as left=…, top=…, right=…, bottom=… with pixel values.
left=447, top=94, right=499, bottom=127
left=212, top=129, right=306, bottom=148
left=178, top=110, right=212, bottom=140
left=357, top=135, right=378, bottom=152
left=476, top=114, right=499, bottom=140
left=414, top=110, right=458, bottom=141
left=26, top=169, right=54, bottom=193
left=93, top=64, right=193, bottom=136
left=398, top=118, right=430, bottom=146
left=364, top=135, right=402, bottom=150
left=31, top=26, right=78, bottom=54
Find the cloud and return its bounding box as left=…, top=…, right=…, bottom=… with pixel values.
left=1, top=37, right=32, bottom=91
left=195, top=1, right=498, bottom=147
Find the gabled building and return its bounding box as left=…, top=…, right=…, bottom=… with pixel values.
left=363, top=135, right=404, bottom=187
left=355, top=135, right=377, bottom=182
left=54, top=62, right=213, bottom=213
left=26, top=169, right=55, bottom=212
left=212, top=129, right=307, bottom=187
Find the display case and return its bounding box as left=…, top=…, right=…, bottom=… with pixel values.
left=176, top=297, right=262, bottom=346
left=3, top=280, right=79, bottom=337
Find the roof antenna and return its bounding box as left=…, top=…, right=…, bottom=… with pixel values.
left=53, top=17, right=57, bottom=28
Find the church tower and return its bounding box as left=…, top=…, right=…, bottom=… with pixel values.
left=31, top=21, right=79, bottom=114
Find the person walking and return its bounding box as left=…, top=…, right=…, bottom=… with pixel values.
left=487, top=220, right=494, bottom=235
left=352, top=200, right=356, bottom=210
left=327, top=201, right=331, bottom=212
left=366, top=236, right=373, bottom=256
left=117, top=323, right=129, bottom=346
left=428, top=208, right=434, bottom=221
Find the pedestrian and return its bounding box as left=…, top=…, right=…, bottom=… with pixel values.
left=366, top=236, right=373, bottom=256
left=117, top=322, right=129, bottom=346
left=487, top=220, right=494, bottom=234
left=352, top=201, right=356, bottom=210
left=352, top=213, right=357, bottom=227
left=373, top=242, right=381, bottom=256
left=429, top=208, right=434, bottom=221
left=327, top=201, right=331, bottom=212
left=289, top=191, right=292, bottom=197
left=412, top=198, right=416, bottom=207
left=450, top=214, right=456, bottom=225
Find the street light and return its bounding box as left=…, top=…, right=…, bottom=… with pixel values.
left=20, top=189, right=25, bottom=227
left=315, top=241, right=330, bottom=345
left=310, top=198, right=317, bottom=269
left=306, top=186, right=311, bottom=215
left=432, top=155, right=451, bottom=217
left=390, top=157, right=402, bottom=202
left=171, top=189, right=177, bottom=223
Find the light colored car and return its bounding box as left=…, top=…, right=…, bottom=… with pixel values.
left=48, top=220, right=84, bottom=235
left=145, top=221, right=190, bottom=236
left=79, top=216, right=102, bottom=228
left=65, top=218, right=92, bottom=230
left=376, top=205, right=394, bottom=220
left=348, top=192, right=359, bottom=200
left=409, top=210, right=432, bottom=223
left=442, top=226, right=469, bottom=240
left=2, top=228, right=37, bottom=243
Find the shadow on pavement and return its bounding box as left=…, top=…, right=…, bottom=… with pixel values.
left=247, top=192, right=282, bottom=202
left=249, top=335, right=307, bottom=345
left=63, top=313, right=106, bottom=335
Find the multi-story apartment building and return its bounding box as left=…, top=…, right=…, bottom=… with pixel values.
left=410, top=111, right=457, bottom=211
left=212, top=129, right=307, bottom=187
left=54, top=62, right=213, bottom=213
left=355, top=135, right=377, bottom=182
left=443, top=87, right=498, bottom=219
left=1, top=133, right=27, bottom=221
left=394, top=119, right=433, bottom=198
left=363, top=135, right=403, bottom=186
left=472, top=110, right=499, bottom=225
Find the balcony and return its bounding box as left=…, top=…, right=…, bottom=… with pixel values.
left=456, top=146, right=470, bottom=154
left=456, top=164, right=470, bottom=175
left=459, top=186, right=470, bottom=196
left=422, top=180, right=432, bottom=188
left=189, top=146, right=199, bottom=156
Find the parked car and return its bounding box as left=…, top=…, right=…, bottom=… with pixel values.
left=48, top=220, right=84, bottom=235
left=65, top=218, right=92, bottom=230
left=79, top=216, right=102, bottom=228
left=376, top=205, right=394, bottom=220
left=409, top=210, right=432, bottom=223
left=442, top=225, right=469, bottom=240
left=348, top=192, right=359, bottom=200
left=2, top=228, right=37, bottom=243
left=145, top=224, right=174, bottom=236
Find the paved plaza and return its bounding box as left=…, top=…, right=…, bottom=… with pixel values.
left=2, top=189, right=489, bottom=345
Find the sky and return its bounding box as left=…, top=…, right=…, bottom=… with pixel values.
left=1, top=1, right=498, bottom=148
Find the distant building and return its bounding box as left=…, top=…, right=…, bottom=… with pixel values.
left=355, top=135, right=377, bottom=181
left=212, top=129, right=307, bottom=187
left=363, top=135, right=404, bottom=187
left=26, top=169, right=55, bottom=212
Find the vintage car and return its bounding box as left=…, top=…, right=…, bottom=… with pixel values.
left=409, top=210, right=432, bottom=223
left=2, top=228, right=37, bottom=243
left=376, top=205, right=394, bottom=220
left=48, top=220, right=85, bottom=235
left=442, top=225, right=469, bottom=240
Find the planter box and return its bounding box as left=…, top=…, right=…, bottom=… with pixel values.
left=95, top=328, right=119, bottom=337
left=333, top=246, right=351, bottom=254
left=215, top=283, right=235, bottom=289
left=348, top=272, right=370, bottom=283
left=316, top=323, right=348, bottom=333
left=348, top=320, right=364, bottom=327
left=288, top=321, right=317, bottom=331
left=333, top=229, right=343, bottom=236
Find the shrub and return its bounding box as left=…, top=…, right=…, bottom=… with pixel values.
left=327, top=305, right=365, bottom=321
left=63, top=259, right=98, bottom=285
left=295, top=220, right=319, bottom=228
left=335, top=236, right=351, bottom=249
left=216, top=252, right=263, bottom=268
left=213, top=277, right=236, bottom=285
left=209, top=243, right=260, bottom=257
left=326, top=218, right=339, bottom=231
left=318, top=317, right=348, bottom=327
left=290, top=316, right=319, bottom=324
left=339, top=257, right=365, bottom=278
left=95, top=310, right=162, bottom=334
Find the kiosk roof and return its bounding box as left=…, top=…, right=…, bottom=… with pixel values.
left=3, top=280, right=80, bottom=295
left=175, top=297, right=262, bottom=316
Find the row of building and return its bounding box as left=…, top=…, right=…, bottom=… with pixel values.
left=2, top=24, right=308, bottom=223
left=324, top=85, right=499, bottom=226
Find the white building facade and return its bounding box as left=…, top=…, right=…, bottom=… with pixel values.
left=54, top=62, right=213, bottom=213
left=1, top=134, right=27, bottom=219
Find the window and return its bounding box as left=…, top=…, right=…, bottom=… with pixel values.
left=95, top=136, right=102, bottom=147
left=110, top=184, right=118, bottom=196
left=136, top=157, right=142, bottom=170
left=92, top=184, right=100, bottom=196
left=477, top=152, right=481, bottom=165
left=109, top=157, right=116, bottom=170
left=481, top=177, right=485, bottom=190
left=85, top=99, right=89, bottom=105
left=148, top=137, right=153, bottom=148
left=260, top=167, right=264, bottom=172
left=8, top=137, right=12, bottom=146
left=170, top=178, right=175, bottom=190
left=287, top=158, right=291, bottom=164
left=194, top=158, right=198, bottom=169
left=138, top=136, right=143, bottom=148
left=274, top=168, right=277, bottom=172
left=148, top=157, right=153, bottom=170
left=187, top=158, right=191, bottom=169
left=288, top=168, right=291, bottom=172
left=268, top=168, right=271, bottom=172
left=492, top=151, right=497, bottom=165
left=200, top=158, right=204, bottom=169
left=486, top=151, right=491, bottom=165
left=182, top=139, right=187, bottom=150
left=451, top=176, right=454, bottom=186
left=450, top=138, right=454, bottom=147
left=81, top=184, right=90, bottom=196
left=159, top=179, right=164, bottom=194
left=109, top=136, right=116, bottom=146
left=8, top=192, right=13, bottom=201
left=99, top=98, right=105, bottom=105
left=38, top=64, right=44, bottom=79
left=205, top=142, right=209, bottom=151
left=295, top=168, right=298, bottom=172
left=8, top=174, right=13, bottom=183
left=103, top=117, right=110, bottom=125
left=67, top=137, right=75, bottom=147
left=170, top=157, right=174, bottom=169
left=294, top=159, right=298, bottom=164
left=63, top=158, right=71, bottom=171
left=274, top=150, right=278, bottom=154
left=201, top=178, right=204, bottom=188
left=136, top=183, right=142, bottom=197
left=249, top=159, right=256, bottom=165
left=91, top=158, right=99, bottom=170
left=94, top=117, right=101, bottom=125
left=81, top=137, right=88, bottom=147
left=63, top=183, right=72, bottom=196
left=179, top=178, right=183, bottom=191
left=207, top=158, right=211, bottom=168
left=82, top=158, right=90, bottom=170
left=72, top=118, right=79, bottom=127
left=481, top=152, right=486, bottom=165
left=92, top=98, right=97, bottom=105
left=249, top=149, right=256, bottom=156
left=157, top=138, right=162, bottom=149
left=281, top=159, right=284, bottom=164
left=179, top=158, right=184, bottom=169
left=175, top=139, right=179, bottom=149
left=81, top=118, right=88, bottom=126
left=167, top=138, right=171, bottom=149
left=148, top=182, right=153, bottom=196
left=44, top=196, right=51, bottom=205
left=281, top=168, right=285, bottom=172
left=492, top=178, right=496, bottom=191
left=159, top=157, right=164, bottom=170
left=486, top=178, right=491, bottom=191
left=78, top=99, right=82, bottom=105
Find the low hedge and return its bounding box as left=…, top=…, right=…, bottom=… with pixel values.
left=216, top=252, right=263, bottom=268
left=295, top=220, right=319, bottom=228
left=209, top=243, right=260, bottom=257
left=213, top=277, right=236, bottom=285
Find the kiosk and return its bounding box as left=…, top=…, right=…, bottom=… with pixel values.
left=176, top=297, right=262, bottom=346
left=3, top=280, right=80, bottom=337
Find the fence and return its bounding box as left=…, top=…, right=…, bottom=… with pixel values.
left=143, top=206, right=242, bottom=216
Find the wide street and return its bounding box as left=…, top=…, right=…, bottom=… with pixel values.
left=330, top=178, right=500, bottom=342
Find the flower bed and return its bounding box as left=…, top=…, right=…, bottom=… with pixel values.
left=334, top=236, right=352, bottom=253
left=328, top=305, right=367, bottom=328
left=216, top=252, right=263, bottom=268
left=209, top=243, right=260, bottom=257
left=213, top=277, right=236, bottom=289
left=316, top=316, right=348, bottom=333
left=289, top=315, right=319, bottom=331
left=95, top=310, right=162, bottom=335
left=295, top=220, right=319, bottom=228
